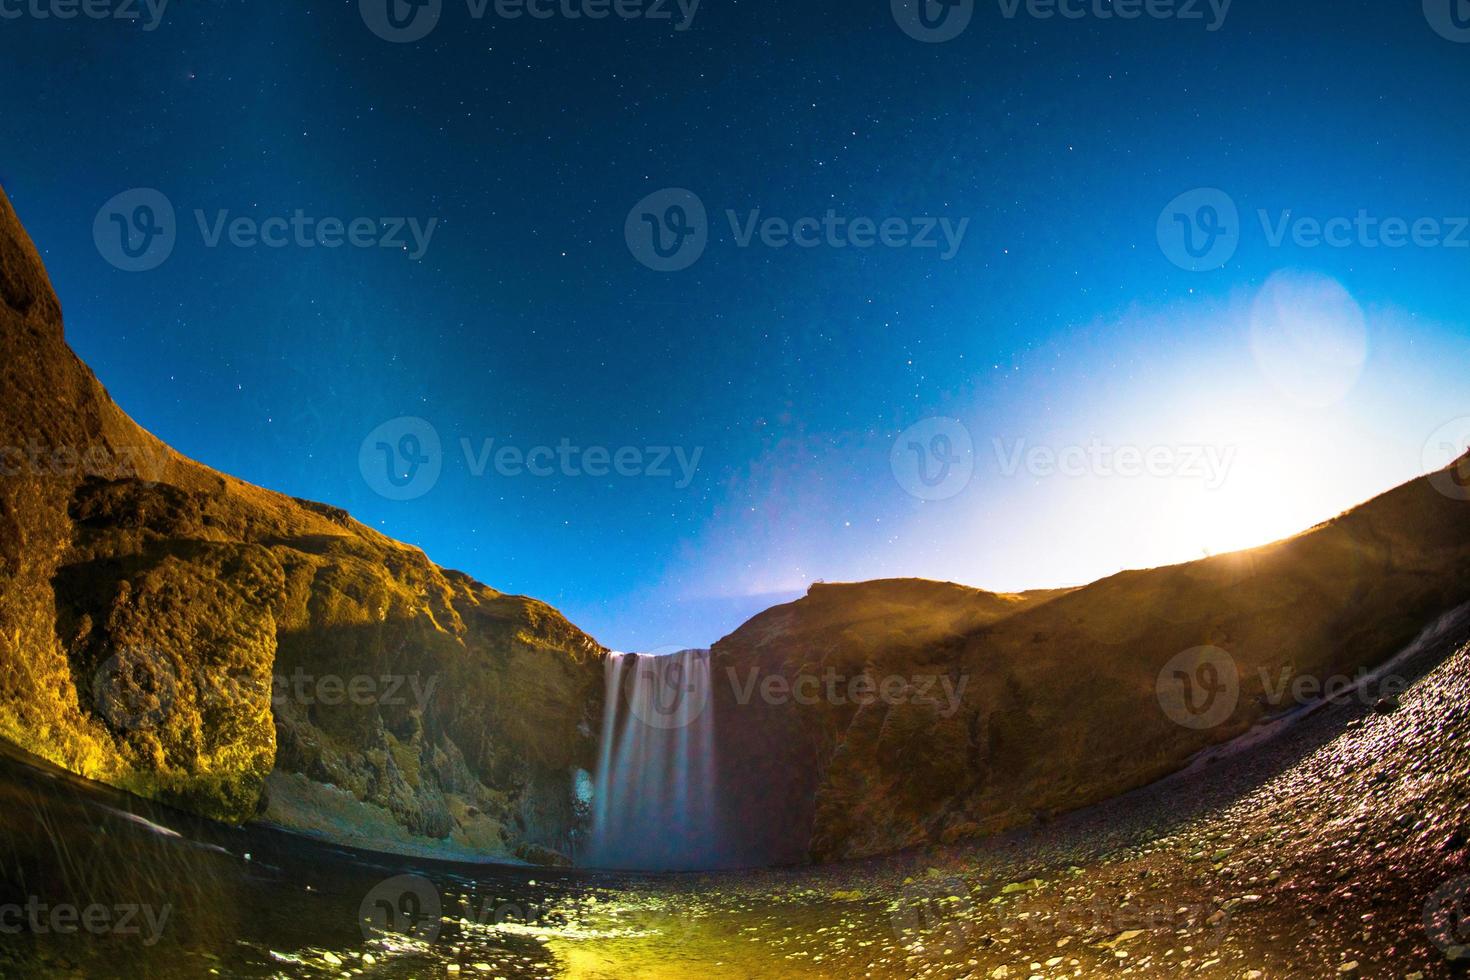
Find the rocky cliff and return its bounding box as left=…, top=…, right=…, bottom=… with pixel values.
left=711, top=462, right=1470, bottom=863
left=0, top=187, right=606, bottom=864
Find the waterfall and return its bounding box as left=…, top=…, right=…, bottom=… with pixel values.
left=587, top=649, right=721, bottom=871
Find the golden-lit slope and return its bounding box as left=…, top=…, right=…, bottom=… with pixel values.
left=0, top=187, right=604, bottom=863
left=713, top=459, right=1470, bottom=863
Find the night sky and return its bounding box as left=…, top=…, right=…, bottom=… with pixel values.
left=2, top=0, right=1467, bottom=650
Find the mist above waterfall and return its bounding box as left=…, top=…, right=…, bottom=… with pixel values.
left=588, top=650, right=725, bottom=871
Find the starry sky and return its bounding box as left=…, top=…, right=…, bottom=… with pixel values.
left=1, top=0, right=1468, bottom=650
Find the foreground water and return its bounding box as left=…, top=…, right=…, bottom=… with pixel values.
left=3, top=614, right=1469, bottom=977
left=0, top=735, right=891, bottom=979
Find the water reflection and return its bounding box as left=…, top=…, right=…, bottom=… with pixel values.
left=0, top=741, right=860, bottom=978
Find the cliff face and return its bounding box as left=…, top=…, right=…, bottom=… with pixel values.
left=711, top=461, right=1470, bottom=864
left=0, top=188, right=606, bottom=863
left=708, top=579, right=1070, bottom=867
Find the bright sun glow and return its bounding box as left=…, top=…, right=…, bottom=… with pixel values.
left=1163, top=461, right=1335, bottom=559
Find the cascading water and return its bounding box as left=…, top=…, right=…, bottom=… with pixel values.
left=588, top=649, right=722, bottom=871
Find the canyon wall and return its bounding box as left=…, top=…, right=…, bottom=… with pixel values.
left=0, top=187, right=606, bottom=864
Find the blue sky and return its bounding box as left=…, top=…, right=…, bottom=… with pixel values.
left=2, top=0, right=1467, bottom=649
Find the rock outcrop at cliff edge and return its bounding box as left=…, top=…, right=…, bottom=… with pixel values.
left=712, top=463, right=1470, bottom=863
left=0, top=187, right=606, bottom=864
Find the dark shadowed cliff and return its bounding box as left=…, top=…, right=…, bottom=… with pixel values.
left=0, top=187, right=606, bottom=864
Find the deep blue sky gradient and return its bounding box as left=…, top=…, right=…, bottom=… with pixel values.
left=2, top=0, right=1467, bottom=648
